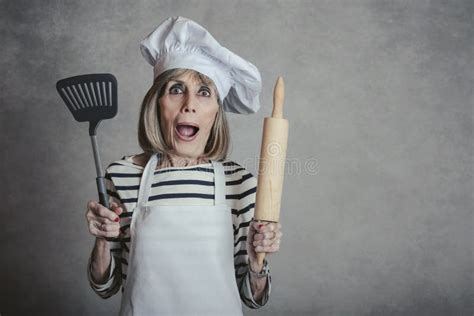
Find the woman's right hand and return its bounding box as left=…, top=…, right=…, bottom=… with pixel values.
left=86, top=200, right=123, bottom=239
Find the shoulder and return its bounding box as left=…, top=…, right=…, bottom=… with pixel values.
left=220, top=159, right=257, bottom=188
left=105, top=153, right=145, bottom=174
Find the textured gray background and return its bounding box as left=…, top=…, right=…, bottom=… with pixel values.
left=1, top=0, right=472, bottom=315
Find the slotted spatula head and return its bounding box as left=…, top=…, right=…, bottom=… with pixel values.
left=56, top=73, right=117, bottom=136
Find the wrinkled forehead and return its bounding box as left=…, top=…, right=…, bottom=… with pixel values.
left=167, top=68, right=216, bottom=88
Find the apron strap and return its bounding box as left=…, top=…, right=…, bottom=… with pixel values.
left=137, top=153, right=159, bottom=207
left=212, top=160, right=226, bottom=206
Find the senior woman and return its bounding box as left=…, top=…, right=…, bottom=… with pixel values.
left=85, top=16, right=282, bottom=315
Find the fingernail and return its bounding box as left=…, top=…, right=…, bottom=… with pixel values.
left=258, top=224, right=264, bottom=229
left=114, top=217, right=120, bottom=222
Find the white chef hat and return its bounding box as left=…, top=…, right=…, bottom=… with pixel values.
left=140, top=16, right=262, bottom=114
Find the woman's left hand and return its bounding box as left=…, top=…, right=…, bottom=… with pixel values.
left=246, top=219, right=282, bottom=265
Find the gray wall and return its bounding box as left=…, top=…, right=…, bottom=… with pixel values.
left=1, top=0, right=472, bottom=315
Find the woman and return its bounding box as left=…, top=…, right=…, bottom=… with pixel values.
left=85, top=16, right=283, bottom=315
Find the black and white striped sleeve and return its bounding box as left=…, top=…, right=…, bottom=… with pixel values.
left=86, top=165, right=123, bottom=299
left=231, top=166, right=272, bottom=308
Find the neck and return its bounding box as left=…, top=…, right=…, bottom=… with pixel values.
left=162, top=152, right=210, bottom=168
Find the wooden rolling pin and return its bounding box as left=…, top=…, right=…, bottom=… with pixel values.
left=254, top=76, right=289, bottom=266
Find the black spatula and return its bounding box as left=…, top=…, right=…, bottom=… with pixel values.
left=56, top=73, right=118, bottom=221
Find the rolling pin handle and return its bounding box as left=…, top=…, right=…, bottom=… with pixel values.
left=271, top=76, right=285, bottom=119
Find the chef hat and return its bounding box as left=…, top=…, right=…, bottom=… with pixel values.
left=140, top=16, right=262, bottom=114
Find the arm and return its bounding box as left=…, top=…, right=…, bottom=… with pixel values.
left=248, top=257, right=271, bottom=304
left=239, top=221, right=272, bottom=308
left=245, top=218, right=282, bottom=305
left=231, top=167, right=272, bottom=308
left=86, top=167, right=123, bottom=299
left=87, top=238, right=121, bottom=298
left=89, top=237, right=112, bottom=284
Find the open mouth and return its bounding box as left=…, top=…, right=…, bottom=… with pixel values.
left=175, top=123, right=200, bottom=141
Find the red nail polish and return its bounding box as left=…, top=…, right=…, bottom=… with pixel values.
left=115, top=217, right=120, bottom=222
left=258, top=224, right=264, bottom=229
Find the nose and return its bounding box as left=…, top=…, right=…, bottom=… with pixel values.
left=181, top=93, right=196, bottom=113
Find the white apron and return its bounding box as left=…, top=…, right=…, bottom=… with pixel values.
left=119, top=153, right=243, bottom=316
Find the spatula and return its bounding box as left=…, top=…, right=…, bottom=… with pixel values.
left=56, top=73, right=118, bottom=223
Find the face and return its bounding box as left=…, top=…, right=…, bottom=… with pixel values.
left=158, top=71, right=219, bottom=160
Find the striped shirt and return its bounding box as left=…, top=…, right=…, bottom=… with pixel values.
left=87, top=154, right=271, bottom=309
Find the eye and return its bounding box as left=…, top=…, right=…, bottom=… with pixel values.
left=169, top=83, right=184, bottom=95
left=198, top=86, right=211, bottom=97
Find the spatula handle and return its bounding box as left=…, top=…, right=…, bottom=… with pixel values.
left=96, top=176, right=110, bottom=210
left=96, top=176, right=117, bottom=242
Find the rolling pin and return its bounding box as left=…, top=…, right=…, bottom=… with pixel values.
left=254, top=76, right=289, bottom=266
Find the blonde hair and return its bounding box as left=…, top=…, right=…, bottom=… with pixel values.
left=138, top=68, right=230, bottom=161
